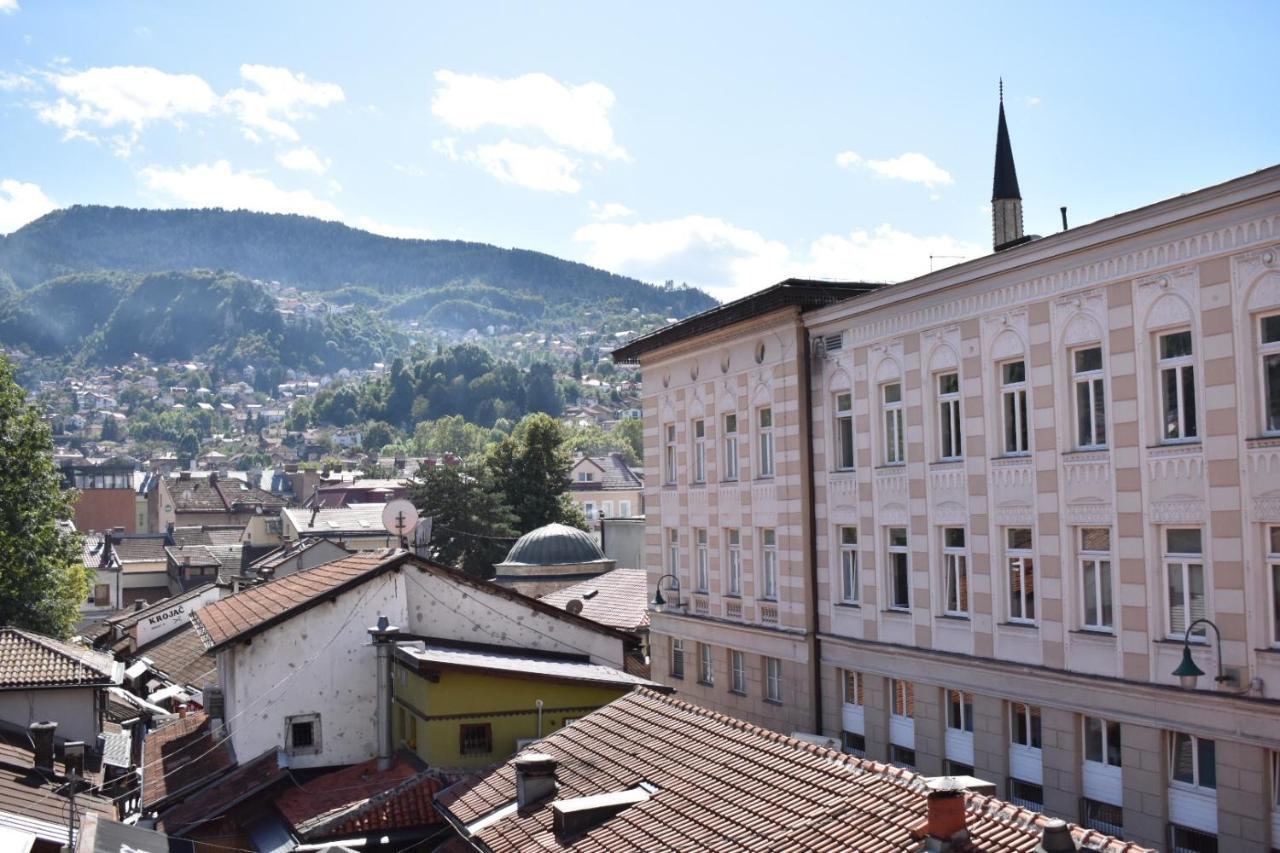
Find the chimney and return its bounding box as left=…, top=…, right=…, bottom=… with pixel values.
left=368, top=614, right=401, bottom=772
left=134, top=598, right=148, bottom=611
left=514, top=753, right=558, bottom=811
left=922, top=778, right=968, bottom=850
left=28, top=721, right=57, bottom=772
left=205, top=686, right=226, bottom=738
left=64, top=741, right=86, bottom=779
left=1035, top=819, right=1079, bottom=853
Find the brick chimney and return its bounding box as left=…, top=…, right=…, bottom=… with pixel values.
left=28, top=721, right=57, bottom=772
left=922, top=778, right=968, bottom=851
left=514, top=753, right=558, bottom=811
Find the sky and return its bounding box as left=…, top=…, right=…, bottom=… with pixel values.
left=0, top=2, right=1277, bottom=302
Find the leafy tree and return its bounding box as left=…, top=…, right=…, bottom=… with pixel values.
left=485, top=413, right=585, bottom=532
left=561, top=423, right=637, bottom=465
left=413, top=415, right=491, bottom=459
left=361, top=420, right=398, bottom=454
left=409, top=462, right=518, bottom=579
left=614, top=417, right=644, bottom=465
left=99, top=415, right=122, bottom=442
left=0, top=357, right=90, bottom=636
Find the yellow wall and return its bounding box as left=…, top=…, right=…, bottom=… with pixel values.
left=393, top=661, right=631, bottom=768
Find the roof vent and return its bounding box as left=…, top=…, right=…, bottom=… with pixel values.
left=64, top=741, right=86, bottom=779
left=1035, top=819, right=1078, bottom=852
left=28, top=721, right=57, bottom=772
left=552, top=786, right=654, bottom=838
left=565, top=599, right=584, bottom=615
left=514, top=753, right=558, bottom=811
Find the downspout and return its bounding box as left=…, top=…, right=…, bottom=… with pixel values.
left=800, top=325, right=823, bottom=736
left=536, top=698, right=544, bottom=738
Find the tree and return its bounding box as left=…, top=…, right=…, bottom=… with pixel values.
left=413, top=415, right=491, bottom=459
left=614, top=417, right=644, bottom=465
left=99, top=415, right=122, bottom=442
left=361, top=420, right=398, bottom=454
left=0, top=357, right=90, bottom=636
left=561, top=423, right=637, bottom=466
left=485, top=413, right=585, bottom=532
left=409, top=462, right=518, bottom=579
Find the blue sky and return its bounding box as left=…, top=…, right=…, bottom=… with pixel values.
left=1, top=1, right=1277, bottom=301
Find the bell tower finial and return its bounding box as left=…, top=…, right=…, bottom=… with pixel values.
left=991, top=81, right=1024, bottom=251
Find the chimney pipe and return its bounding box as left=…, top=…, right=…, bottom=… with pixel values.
left=205, top=686, right=226, bottom=738
left=923, top=778, right=968, bottom=849
left=514, top=753, right=558, bottom=811
left=1035, top=818, right=1079, bottom=852
left=368, top=614, right=401, bottom=772
left=1060, top=206, right=1068, bottom=231
left=28, top=721, right=57, bottom=772
left=64, top=741, right=86, bottom=779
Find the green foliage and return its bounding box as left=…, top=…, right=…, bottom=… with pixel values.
left=0, top=356, right=90, bottom=637
left=360, top=420, right=399, bottom=454
left=409, top=462, right=518, bottom=579
left=485, top=413, right=586, bottom=532
left=613, top=418, right=644, bottom=464
left=0, top=272, right=131, bottom=355
left=99, top=415, right=122, bottom=442
left=412, top=415, right=492, bottom=460
left=561, top=423, right=638, bottom=466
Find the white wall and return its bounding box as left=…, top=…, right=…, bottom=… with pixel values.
left=0, top=688, right=98, bottom=745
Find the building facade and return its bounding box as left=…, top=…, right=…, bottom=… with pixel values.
left=616, top=130, right=1280, bottom=847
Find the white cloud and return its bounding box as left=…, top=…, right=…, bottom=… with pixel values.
left=1026, top=96, right=1041, bottom=107
left=468, top=140, right=581, bottom=193
left=138, top=160, right=341, bottom=220
left=588, top=201, right=633, bottom=221
left=276, top=146, right=330, bottom=174
left=836, top=150, right=953, bottom=188
left=432, top=70, right=626, bottom=159
left=0, top=179, right=56, bottom=234
left=0, top=0, right=20, bottom=14
left=0, top=71, right=35, bottom=91
left=353, top=216, right=434, bottom=240
left=37, top=66, right=219, bottom=141
left=224, top=64, right=344, bottom=142
left=574, top=215, right=983, bottom=301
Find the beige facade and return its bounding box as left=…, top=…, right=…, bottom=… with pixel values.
left=620, top=164, right=1280, bottom=851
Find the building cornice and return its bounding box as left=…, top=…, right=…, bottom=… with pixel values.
left=632, top=305, right=803, bottom=371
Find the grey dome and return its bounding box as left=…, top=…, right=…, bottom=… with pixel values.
left=502, top=523, right=604, bottom=566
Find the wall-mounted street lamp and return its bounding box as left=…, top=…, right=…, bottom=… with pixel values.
left=652, top=573, right=682, bottom=608
left=1171, top=618, right=1233, bottom=690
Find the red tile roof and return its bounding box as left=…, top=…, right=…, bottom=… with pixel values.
left=157, top=748, right=289, bottom=837
left=275, top=751, right=444, bottom=839
left=134, top=622, right=216, bottom=690
left=539, top=568, right=650, bottom=632
left=0, top=733, right=115, bottom=845
left=435, top=689, right=1153, bottom=853
left=0, top=627, right=121, bottom=688
left=141, top=711, right=236, bottom=810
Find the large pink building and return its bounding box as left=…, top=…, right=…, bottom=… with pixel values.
left=614, top=101, right=1280, bottom=852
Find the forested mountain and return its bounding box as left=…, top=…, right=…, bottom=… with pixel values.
left=0, top=206, right=715, bottom=324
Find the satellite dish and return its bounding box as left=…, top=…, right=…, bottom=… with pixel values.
left=566, top=599, right=584, bottom=616
left=382, top=499, right=420, bottom=542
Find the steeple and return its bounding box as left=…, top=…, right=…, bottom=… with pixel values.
left=991, top=79, right=1025, bottom=251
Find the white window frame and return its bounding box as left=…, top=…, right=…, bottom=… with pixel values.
left=1007, top=527, right=1036, bottom=624
left=765, top=656, right=782, bottom=703
left=619, top=499, right=631, bottom=517
left=757, top=407, right=774, bottom=478
left=584, top=501, right=597, bottom=521
left=946, top=690, right=973, bottom=733
left=1262, top=313, right=1280, bottom=435
left=698, top=642, right=714, bottom=686
left=936, top=371, right=963, bottom=461
left=842, top=670, right=863, bottom=706
left=722, top=413, right=739, bottom=481
left=670, top=638, right=684, bottom=679
left=1165, top=528, right=1206, bottom=640
left=1169, top=731, right=1216, bottom=792
left=1079, top=527, right=1114, bottom=631
left=726, top=528, right=742, bottom=597
left=692, top=418, right=706, bottom=483
left=666, top=528, right=679, bottom=578
left=1084, top=716, right=1122, bottom=769
left=601, top=500, right=613, bottom=518
left=760, top=528, right=778, bottom=601
left=1010, top=703, right=1042, bottom=749
left=695, top=528, right=709, bottom=593
left=1000, top=360, right=1030, bottom=455
left=663, top=423, right=677, bottom=484
left=834, top=392, right=855, bottom=470
left=285, top=713, right=322, bottom=756
left=839, top=526, right=858, bottom=604
left=1270, top=527, right=1280, bottom=647
left=887, top=526, right=910, bottom=611
left=1157, top=329, right=1198, bottom=443
left=942, top=527, right=968, bottom=616
left=730, top=650, right=746, bottom=694
left=882, top=382, right=905, bottom=465
left=1072, top=345, right=1108, bottom=449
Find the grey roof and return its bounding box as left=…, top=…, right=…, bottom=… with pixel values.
left=571, top=454, right=643, bottom=491
left=501, top=523, right=605, bottom=566
left=396, top=641, right=657, bottom=689
left=283, top=504, right=390, bottom=535
left=993, top=94, right=1021, bottom=200
left=539, top=569, right=650, bottom=632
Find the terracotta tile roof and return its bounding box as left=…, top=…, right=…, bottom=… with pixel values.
left=134, top=622, right=216, bottom=690
left=191, top=550, right=401, bottom=650
left=0, top=735, right=115, bottom=845
left=0, top=627, right=122, bottom=689
left=82, top=534, right=117, bottom=570
left=275, top=751, right=444, bottom=839
left=141, top=711, right=236, bottom=810
left=169, top=474, right=287, bottom=514
left=110, top=535, right=172, bottom=563
left=435, top=689, right=1153, bottom=853
left=157, top=748, right=289, bottom=837
left=539, top=568, right=650, bottom=632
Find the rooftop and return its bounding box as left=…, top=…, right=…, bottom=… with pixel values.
left=499, top=522, right=607, bottom=567
left=168, top=473, right=287, bottom=514
left=435, top=688, right=1151, bottom=853
left=0, top=627, right=122, bottom=689
left=569, top=454, right=643, bottom=492
left=539, top=568, right=650, bottom=632
left=141, top=711, right=236, bottom=810
left=283, top=504, right=391, bottom=535
left=0, top=728, right=115, bottom=846
left=396, top=640, right=659, bottom=690
left=157, top=748, right=289, bottom=837
left=133, top=622, right=216, bottom=690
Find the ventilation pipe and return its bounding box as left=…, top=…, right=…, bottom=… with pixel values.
left=368, top=614, right=400, bottom=771
left=28, top=721, right=57, bottom=772
left=514, top=753, right=558, bottom=810
left=1035, top=819, right=1079, bottom=852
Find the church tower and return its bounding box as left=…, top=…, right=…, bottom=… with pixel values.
left=992, top=80, right=1025, bottom=251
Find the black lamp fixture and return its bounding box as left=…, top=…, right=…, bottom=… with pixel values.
left=1171, top=618, right=1232, bottom=690
left=653, top=573, right=682, bottom=608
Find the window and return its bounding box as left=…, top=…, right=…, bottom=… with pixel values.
left=942, top=527, right=968, bottom=616
left=1080, top=528, right=1114, bottom=630
left=882, top=382, right=905, bottom=464
left=887, top=527, right=910, bottom=610
left=842, top=670, right=863, bottom=706
left=765, top=657, right=782, bottom=703
left=890, top=745, right=917, bottom=769
left=726, top=529, right=742, bottom=596
left=1001, top=360, right=1030, bottom=454
left=1010, top=703, right=1042, bottom=749
left=664, top=423, right=677, bottom=484
left=670, top=638, right=684, bottom=679
left=285, top=713, right=321, bottom=755
left=576, top=471, right=594, bottom=482
left=584, top=502, right=597, bottom=521
left=1263, top=315, right=1280, bottom=433
left=946, top=690, right=973, bottom=733
left=947, top=760, right=975, bottom=777
left=1165, top=529, right=1206, bottom=638
left=1084, top=716, right=1122, bottom=768
left=602, top=501, right=614, bottom=518
left=761, top=528, right=778, bottom=601
left=459, top=723, right=492, bottom=755
left=839, top=527, right=859, bottom=604
left=695, top=528, right=709, bottom=592
left=1067, top=349, right=1106, bottom=453
left=842, top=732, right=867, bottom=756
left=1009, top=779, right=1044, bottom=810
left=1158, top=330, right=1198, bottom=441
left=757, top=407, right=774, bottom=477
left=1170, top=826, right=1218, bottom=853
left=1271, top=527, right=1280, bottom=645
left=937, top=372, right=963, bottom=460
left=619, top=500, right=632, bottom=517
left=667, top=528, right=680, bottom=578
left=93, top=584, right=110, bottom=606
left=698, top=642, right=714, bottom=685
left=730, top=650, right=746, bottom=694
left=890, top=679, right=914, bottom=719
left=1082, top=799, right=1124, bottom=837
left=692, top=419, right=706, bottom=483
left=723, top=413, right=739, bottom=481
left=1170, top=732, right=1216, bottom=790
left=834, top=392, right=855, bottom=470
left=1007, top=528, right=1036, bottom=623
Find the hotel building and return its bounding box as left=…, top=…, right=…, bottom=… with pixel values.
left=614, top=97, right=1280, bottom=851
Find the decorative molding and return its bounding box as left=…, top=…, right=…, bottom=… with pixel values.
left=994, top=502, right=1035, bottom=525
left=1252, top=497, right=1280, bottom=523
left=935, top=500, right=967, bottom=525
left=1149, top=498, right=1206, bottom=524
left=1065, top=499, right=1113, bottom=525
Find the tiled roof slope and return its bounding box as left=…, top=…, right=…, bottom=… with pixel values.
left=570, top=453, right=643, bottom=491
left=170, top=474, right=287, bottom=513
left=282, top=504, right=389, bottom=534
left=142, top=711, right=236, bottom=809
left=0, top=627, right=121, bottom=688
left=192, top=551, right=399, bottom=650
left=158, top=748, right=288, bottom=836
left=435, top=689, right=1152, bottom=853
left=539, top=568, right=650, bottom=631
left=135, top=622, right=216, bottom=689
left=276, top=751, right=443, bottom=839
left=0, top=731, right=115, bottom=843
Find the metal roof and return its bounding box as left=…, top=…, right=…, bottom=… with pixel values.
left=500, top=523, right=605, bottom=566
